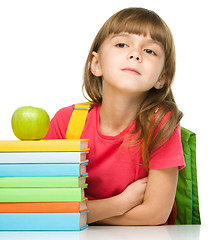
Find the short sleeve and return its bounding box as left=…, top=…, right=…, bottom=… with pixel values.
left=43, top=105, right=74, bottom=140
left=149, top=123, right=185, bottom=170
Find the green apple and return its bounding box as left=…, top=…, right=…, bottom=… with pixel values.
left=11, top=106, right=50, bottom=140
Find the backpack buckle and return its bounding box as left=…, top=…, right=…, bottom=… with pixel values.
left=73, top=102, right=93, bottom=111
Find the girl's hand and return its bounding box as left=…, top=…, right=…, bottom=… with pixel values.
left=119, top=177, right=148, bottom=214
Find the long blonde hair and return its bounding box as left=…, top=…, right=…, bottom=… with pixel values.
left=82, top=7, right=183, bottom=170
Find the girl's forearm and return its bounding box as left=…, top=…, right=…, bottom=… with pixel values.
left=86, top=195, right=126, bottom=224
left=93, top=202, right=166, bottom=226
left=86, top=177, right=148, bottom=224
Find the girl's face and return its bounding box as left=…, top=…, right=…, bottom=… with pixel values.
left=90, top=32, right=166, bottom=97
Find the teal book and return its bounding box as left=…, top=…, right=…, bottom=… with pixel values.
left=0, top=185, right=87, bottom=202
left=0, top=211, right=88, bottom=231
left=0, top=162, right=88, bottom=177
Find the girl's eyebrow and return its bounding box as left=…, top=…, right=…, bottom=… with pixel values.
left=145, top=38, right=163, bottom=47
left=110, top=33, right=131, bottom=39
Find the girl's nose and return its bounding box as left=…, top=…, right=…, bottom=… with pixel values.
left=128, top=51, right=142, bottom=62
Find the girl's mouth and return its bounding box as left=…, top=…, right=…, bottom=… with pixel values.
left=122, top=68, right=141, bottom=75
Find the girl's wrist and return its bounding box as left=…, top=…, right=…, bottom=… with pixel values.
left=117, top=192, right=130, bottom=215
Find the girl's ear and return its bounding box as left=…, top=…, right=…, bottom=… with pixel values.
left=90, top=51, right=102, bottom=77
left=154, top=74, right=167, bottom=89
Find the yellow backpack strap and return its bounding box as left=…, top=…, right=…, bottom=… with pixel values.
left=65, top=102, right=93, bottom=139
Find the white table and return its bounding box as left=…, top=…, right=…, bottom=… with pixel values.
left=0, top=225, right=206, bottom=240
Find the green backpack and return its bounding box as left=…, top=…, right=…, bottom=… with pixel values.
left=175, top=127, right=201, bottom=224
left=66, top=103, right=201, bottom=225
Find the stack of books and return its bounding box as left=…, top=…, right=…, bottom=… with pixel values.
left=0, top=139, right=89, bottom=231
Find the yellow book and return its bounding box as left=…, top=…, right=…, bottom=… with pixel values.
left=0, top=139, right=89, bottom=152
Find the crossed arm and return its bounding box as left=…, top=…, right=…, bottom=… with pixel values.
left=86, top=167, right=178, bottom=226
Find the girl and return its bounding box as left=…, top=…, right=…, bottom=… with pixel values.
left=44, top=7, right=185, bottom=225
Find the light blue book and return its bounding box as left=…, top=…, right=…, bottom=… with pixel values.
left=0, top=212, right=88, bottom=231
left=0, top=152, right=88, bottom=163
left=0, top=162, right=88, bottom=177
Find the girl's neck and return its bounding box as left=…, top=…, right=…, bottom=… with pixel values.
left=99, top=91, right=145, bottom=136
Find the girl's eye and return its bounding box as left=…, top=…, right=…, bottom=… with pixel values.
left=144, top=49, right=156, bottom=55
left=116, top=43, right=128, bottom=48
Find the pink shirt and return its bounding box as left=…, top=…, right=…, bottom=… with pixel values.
left=44, top=104, right=185, bottom=200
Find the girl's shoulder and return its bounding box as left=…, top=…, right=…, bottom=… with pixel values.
left=44, top=103, right=99, bottom=139
left=54, top=102, right=98, bottom=124
left=53, top=105, right=75, bottom=123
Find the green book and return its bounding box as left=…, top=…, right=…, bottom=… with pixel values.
left=0, top=185, right=87, bottom=202
left=0, top=176, right=88, bottom=188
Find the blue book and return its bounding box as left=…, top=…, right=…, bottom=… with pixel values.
left=0, top=212, right=88, bottom=231
left=0, top=152, right=88, bottom=163
left=0, top=162, right=88, bottom=177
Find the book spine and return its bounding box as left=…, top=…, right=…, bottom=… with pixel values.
left=0, top=201, right=89, bottom=213
left=0, top=152, right=88, bottom=163
left=0, top=187, right=87, bottom=202
left=0, top=163, right=88, bottom=177
left=0, top=139, right=89, bottom=152
left=0, top=212, right=88, bottom=231
left=0, top=176, right=88, bottom=188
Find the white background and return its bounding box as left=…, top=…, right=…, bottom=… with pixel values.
left=0, top=0, right=212, bottom=237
